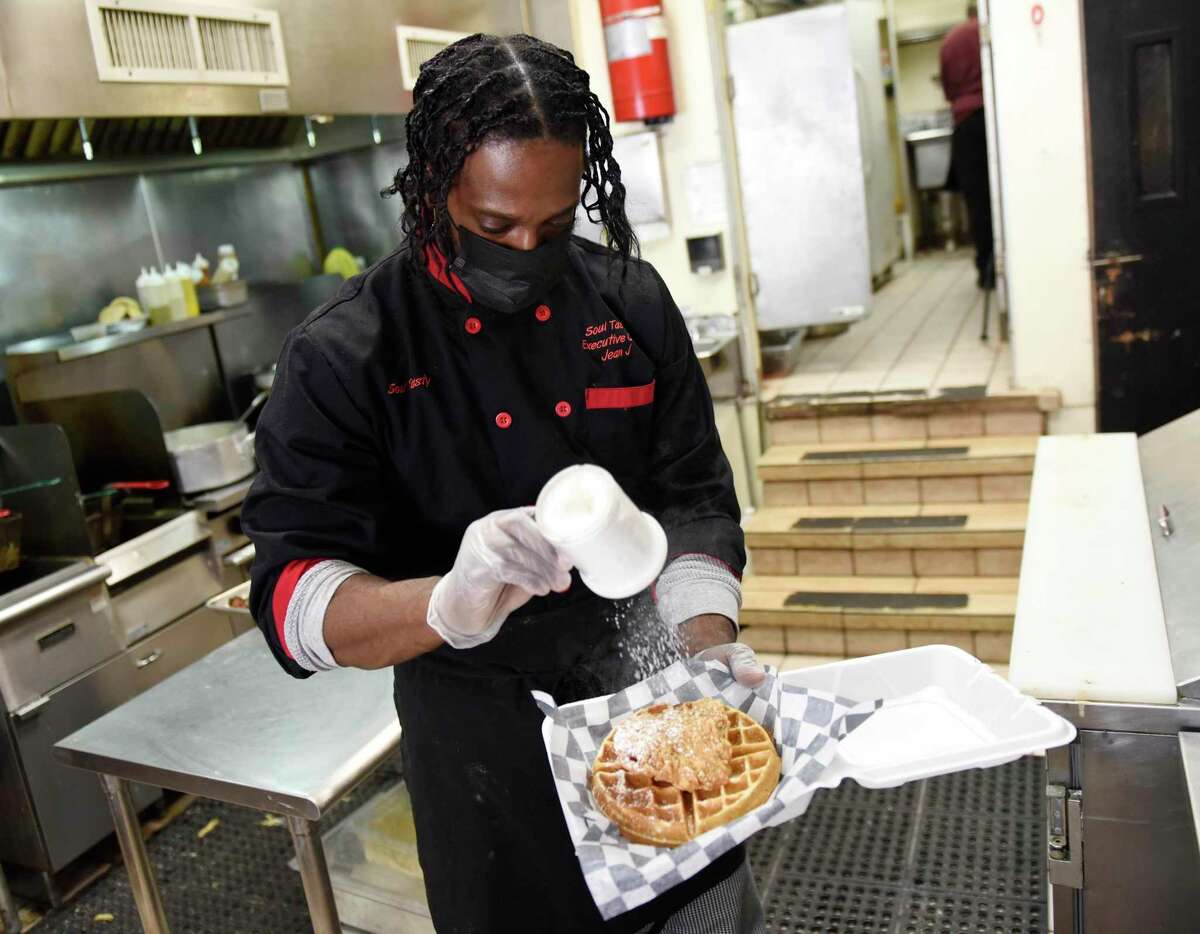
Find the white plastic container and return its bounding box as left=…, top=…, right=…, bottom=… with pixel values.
left=535, top=464, right=667, bottom=600
left=539, top=644, right=1075, bottom=909
left=548, top=645, right=1074, bottom=793
left=781, top=645, right=1076, bottom=788
left=549, top=643, right=1075, bottom=801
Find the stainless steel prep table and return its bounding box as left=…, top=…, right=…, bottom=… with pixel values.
left=1012, top=409, right=1200, bottom=932
left=54, top=630, right=400, bottom=934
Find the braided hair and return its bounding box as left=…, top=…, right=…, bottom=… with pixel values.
left=385, top=33, right=638, bottom=268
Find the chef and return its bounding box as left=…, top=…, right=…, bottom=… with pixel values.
left=242, top=32, right=766, bottom=934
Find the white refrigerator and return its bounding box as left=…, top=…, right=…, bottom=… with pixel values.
left=727, top=1, right=898, bottom=331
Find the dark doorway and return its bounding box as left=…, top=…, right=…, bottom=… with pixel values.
left=1083, top=0, right=1200, bottom=433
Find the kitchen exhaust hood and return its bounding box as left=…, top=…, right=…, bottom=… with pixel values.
left=0, top=0, right=521, bottom=120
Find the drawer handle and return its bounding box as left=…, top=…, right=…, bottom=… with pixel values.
left=136, top=650, right=163, bottom=669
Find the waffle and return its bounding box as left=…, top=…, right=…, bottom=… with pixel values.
left=590, top=700, right=781, bottom=847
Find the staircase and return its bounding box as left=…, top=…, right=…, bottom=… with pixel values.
left=741, top=391, right=1050, bottom=674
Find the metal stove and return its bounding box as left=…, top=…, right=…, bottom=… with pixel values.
left=0, top=425, right=246, bottom=902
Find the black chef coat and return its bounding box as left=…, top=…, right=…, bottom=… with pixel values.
left=241, top=236, right=748, bottom=932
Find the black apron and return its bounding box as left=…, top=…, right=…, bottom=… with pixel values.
left=394, top=591, right=746, bottom=933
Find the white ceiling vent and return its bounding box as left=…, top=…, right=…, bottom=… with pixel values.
left=85, top=0, right=289, bottom=87
left=396, top=26, right=467, bottom=92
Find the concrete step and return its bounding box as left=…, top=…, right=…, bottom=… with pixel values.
left=740, top=575, right=1017, bottom=663
left=763, top=388, right=1055, bottom=448
left=746, top=502, right=1027, bottom=578
left=758, top=435, right=1036, bottom=507
left=754, top=652, right=1012, bottom=682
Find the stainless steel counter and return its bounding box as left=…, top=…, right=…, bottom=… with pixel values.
left=1182, top=732, right=1200, bottom=857
left=56, top=630, right=398, bottom=820
left=4, top=309, right=251, bottom=368
left=55, top=631, right=399, bottom=934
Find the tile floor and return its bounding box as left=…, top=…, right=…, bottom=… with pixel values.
left=762, top=250, right=1011, bottom=401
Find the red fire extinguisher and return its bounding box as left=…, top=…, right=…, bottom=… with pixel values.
left=599, top=1, right=675, bottom=124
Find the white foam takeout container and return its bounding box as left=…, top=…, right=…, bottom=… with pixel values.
left=785, top=645, right=1075, bottom=788
left=551, top=645, right=1075, bottom=794
left=205, top=579, right=252, bottom=616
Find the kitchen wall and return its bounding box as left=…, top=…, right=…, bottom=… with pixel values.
left=308, top=142, right=410, bottom=265
left=896, top=0, right=969, bottom=33
left=0, top=164, right=320, bottom=357
left=0, top=175, right=158, bottom=352
left=894, top=0, right=970, bottom=116
left=567, top=0, right=739, bottom=318
left=896, top=40, right=946, bottom=115
left=988, top=0, right=1096, bottom=433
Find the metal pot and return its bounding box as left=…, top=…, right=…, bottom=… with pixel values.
left=163, top=421, right=255, bottom=494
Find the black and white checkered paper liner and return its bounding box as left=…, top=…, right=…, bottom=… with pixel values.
left=532, top=658, right=882, bottom=920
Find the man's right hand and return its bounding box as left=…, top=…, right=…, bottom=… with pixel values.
left=426, top=507, right=573, bottom=649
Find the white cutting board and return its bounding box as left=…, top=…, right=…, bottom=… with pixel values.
left=1010, top=434, right=1176, bottom=704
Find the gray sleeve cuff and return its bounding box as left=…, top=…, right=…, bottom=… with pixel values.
left=283, top=559, right=366, bottom=672
left=654, top=554, right=742, bottom=631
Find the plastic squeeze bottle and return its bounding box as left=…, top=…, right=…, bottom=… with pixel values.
left=162, top=266, right=189, bottom=321
left=176, top=261, right=201, bottom=317
left=192, top=253, right=211, bottom=286
left=141, top=267, right=174, bottom=326
left=211, top=244, right=240, bottom=284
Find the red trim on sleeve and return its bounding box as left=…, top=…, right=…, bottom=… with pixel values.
left=424, top=245, right=472, bottom=303
left=272, top=558, right=323, bottom=658
left=585, top=381, right=656, bottom=410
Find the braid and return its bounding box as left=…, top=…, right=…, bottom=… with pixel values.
left=383, top=33, right=638, bottom=270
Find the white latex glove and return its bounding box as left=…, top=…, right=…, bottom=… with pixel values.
left=692, top=642, right=767, bottom=688
left=426, top=507, right=573, bottom=649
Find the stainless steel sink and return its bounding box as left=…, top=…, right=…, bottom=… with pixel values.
left=692, top=334, right=737, bottom=360
left=906, top=127, right=953, bottom=190
left=686, top=316, right=742, bottom=399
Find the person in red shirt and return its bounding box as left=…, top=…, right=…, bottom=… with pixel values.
left=940, top=4, right=994, bottom=288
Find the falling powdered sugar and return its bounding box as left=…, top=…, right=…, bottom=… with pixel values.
left=606, top=596, right=685, bottom=684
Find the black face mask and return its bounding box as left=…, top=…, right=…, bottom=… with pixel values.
left=450, top=226, right=571, bottom=314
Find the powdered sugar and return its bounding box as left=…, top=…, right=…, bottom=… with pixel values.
left=609, top=699, right=733, bottom=792
left=607, top=597, right=685, bottom=684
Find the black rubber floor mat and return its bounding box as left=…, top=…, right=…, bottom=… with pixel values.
left=811, top=776, right=921, bottom=814
left=923, top=756, right=1044, bottom=820
left=20, top=757, right=404, bottom=933
left=936, top=385, right=989, bottom=400
left=765, top=876, right=900, bottom=934
left=911, top=814, right=1045, bottom=901
left=902, top=889, right=1045, bottom=933
left=792, top=515, right=969, bottom=531
left=784, top=592, right=969, bottom=610
left=21, top=753, right=1046, bottom=934
left=802, top=447, right=969, bottom=462
left=781, top=803, right=914, bottom=886
left=755, top=758, right=1047, bottom=934
left=853, top=515, right=969, bottom=530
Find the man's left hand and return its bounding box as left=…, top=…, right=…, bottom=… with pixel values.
left=678, top=613, right=765, bottom=688
left=692, top=642, right=766, bottom=688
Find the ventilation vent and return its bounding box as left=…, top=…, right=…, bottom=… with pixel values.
left=85, top=0, right=289, bottom=87
left=396, top=26, right=467, bottom=91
